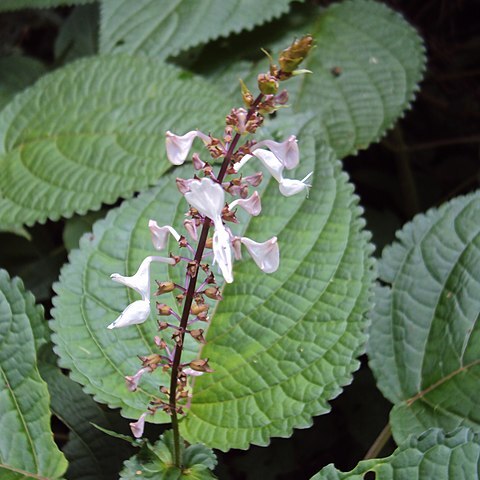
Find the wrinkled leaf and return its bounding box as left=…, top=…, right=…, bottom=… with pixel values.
left=369, top=191, right=480, bottom=443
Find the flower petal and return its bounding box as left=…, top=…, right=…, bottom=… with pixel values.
left=165, top=130, right=198, bottom=165
left=184, top=177, right=225, bottom=221
left=253, top=135, right=299, bottom=169
left=130, top=413, right=147, bottom=438
left=230, top=191, right=261, bottom=216
left=148, top=220, right=180, bottom=250
left=278, top=172, right=313, bottom=197
left=251, top=149, right=284, bottom=182
left=111, top=255, right=175, bottom=300
left=107, top=299, right=151, bottom=329
left=213, top=223, right=233, bottom=283
left=241, top=236, right=280, bottom=273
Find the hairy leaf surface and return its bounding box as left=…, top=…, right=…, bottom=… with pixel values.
left=312, top=428, right=480, bottom=479
left=52, top=124, right=374, bottom=450
left=0, top=55, right=224, bottom=228
left=369, top=191, right=480, bottom=443
left=0, top=270, right=67, bottom=479
left=99, top=0, right=302, bottom=58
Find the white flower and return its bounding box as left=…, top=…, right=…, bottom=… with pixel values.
left=165, top=130, right=209, bottom=165
left=148, top=220, right=180, bottom=250
left=241, top=236, right=280, bottom=273
left=279, top=172, right=313, bottom=197
left=252, top=135, right=299, bottom=169
left=107, top=299, right=151, bottom=329
left=130, top=413, right=148, bottom=438
left=184, top=178, right=233, bottom=283
left=230, top=191, right=262, bottom=216
left=183, top=367, right=205, bottom=377
left=235, top=148, right=312, bottom=198
left=110, top=255, right=175, bottom=301
left=213, top=224, right=233, bottom=283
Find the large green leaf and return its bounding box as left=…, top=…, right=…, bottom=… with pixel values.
left=99, top=0, right=302, bottom=58
left=0, top=55, right=225, bottom=229
left=312, top=428, right=480, bottom=479
left=204, top=0, right=426, bottom=159
left=39, top=356, right=133, bottom=480
left=0, top=0, right=94, bottom=12
left=0, top=56, right=46, bottom=112
left=0, top=269, right=67, bottom=479
left=368, top=191, right=480, bottom=443
left=120, top=431, right=216, bottom=480
left=51, top=124, right=374, bottom=451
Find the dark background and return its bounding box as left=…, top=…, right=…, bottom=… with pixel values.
left=0, top=0, right=478, bottom=478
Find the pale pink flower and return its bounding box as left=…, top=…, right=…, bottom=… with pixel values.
left=165, top=130, right=209, bottom=165
left=130, top=413, right=148, bottom=438
left=241, top=236, right=280, bottom=273
left=230, top=191, right=261, bottom=216
left=148, top=220, right=180, bottom=250
left=125, top=367, right=151, bottom=392
left=252, top=135, right=299, bottom=169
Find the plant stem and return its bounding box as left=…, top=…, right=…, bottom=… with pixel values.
left=363, top=423, right=392, bottom=460
left=168, top=93, right=263, bottom=468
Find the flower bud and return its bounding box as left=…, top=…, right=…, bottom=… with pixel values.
left=191, top=303, right=209, bottom=316
left=158, top=321, right=169, bottom=331
left=190, top=329, right=206, bottom=344
left=205, top=237, right=213, bottom=249
left=204, top=286, right=222, bottom=300
left=189, top=358, right=213, bottom=373
left=139, top=354, right=162, bottom=367
left=279, top=35, right=314, bottom=74
left=240, top=79, right=254, bottom=107
left=156, top=303, right=171, bottom=316
left=257, top=73, right=279, bottom=95
left=155, top=281, right=175, bottom=295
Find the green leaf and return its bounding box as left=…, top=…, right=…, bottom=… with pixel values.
left=0, top=55, right=225, bottom=229
left=204, top=0, right=426, bottom=159
left=368, top=191, right=480, bottom=443
left=0, top=56, right=46, bottom=112
left=0, top=269, right=67, bottom=479
left=99, top=0, right=303, bottom=58
left=311, top=428, right=480, bottom=479
left=63, top=210, right=106, bottom=251
left=120, top=431, right=217, bottom=480
left=54, top=4, right=99, bottom=63
left=51, top=124, right=374, bottom=450
left=0, top=0, right=94, bottom=12
left=39, top=358, right=133, bottom=480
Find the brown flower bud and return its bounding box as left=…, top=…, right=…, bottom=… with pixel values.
left=279, top=35, right=314, bottom=74
left=204, top=286, right=223, bottom=300
left=172, top=331, right=183, bottom=347
left=189, top=358, right=213, bottom=373
left=240, top=79, right=254, bottom=107
left=257, top=73, right=279, bottom=95
left=155, top=281, right=175, bottom=295
left=190, top=303, right=209, bottom=316
left=158, top=321, right=169, bottom=331
left=160, top=386, right=169, bottom=395
left=156, top=303, right=171, bottom=316
left=154, top=336, right=167, bottom=350
left=187, top=261, right=198, bottom=277
left=176, top=293, right=185, bottom=304
left=178, top=235, right=189, bottom=248
left=205, top=237, right=213, bottom=249
left=196, top=311, right=209, bottom=322
left=190, top=329, right=206, bottom=344
left=139, top=354, right=162, bottom=367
